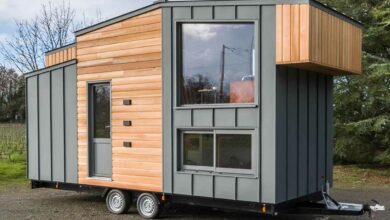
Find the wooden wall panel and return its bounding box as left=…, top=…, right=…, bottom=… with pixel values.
left=76, top=9, right=162, bottom=192
left=276, top=4, right=362, bottom=75
left=45, top=46, right=77, bottom=67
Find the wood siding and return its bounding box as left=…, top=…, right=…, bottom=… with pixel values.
left=45, top=46, right=76, bottom=67
left=76, top=9, right=162, bottom=192
left=276, top=4, right=362, bottom=75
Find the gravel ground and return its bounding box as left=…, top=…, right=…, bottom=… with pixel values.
left=0, top=185, right=388, bottom=220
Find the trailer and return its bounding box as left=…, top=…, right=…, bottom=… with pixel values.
left=24, top=0, right=384, bottom=218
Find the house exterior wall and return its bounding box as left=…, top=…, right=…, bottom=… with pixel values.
left=275, top=65, right=333, bottom=203
left=162, top=3, right=278, bottom=203
left=45, top=44, right=77, bottom=68
left=26, top=61, right=78, bottom=184
left=75, top=9, right=163, bottom=192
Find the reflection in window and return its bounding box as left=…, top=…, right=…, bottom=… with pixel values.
left=216, top=134, right=251, bottom=170
left=92, top=84, right=111, bottom=139
left=183, top=133, right=213, bottom=167
left=180, top=23, right=255, bottom=105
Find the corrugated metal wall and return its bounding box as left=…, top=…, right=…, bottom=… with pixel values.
left=26, top=61, right=78, bottom=184
left=275, top=66, right=333, bottom=203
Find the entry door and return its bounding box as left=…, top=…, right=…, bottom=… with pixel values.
left=89, top=83, right=112, bottom=178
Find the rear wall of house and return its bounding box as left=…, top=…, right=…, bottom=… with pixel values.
left=76, top=9, right=163, bottom=192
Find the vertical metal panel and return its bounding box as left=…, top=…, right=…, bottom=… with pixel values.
left=192, top=109, right=213, bottom=127
left=214, top=176, right=235, bottom=200
left=214, top=6, right=236, bottom=19
left=307, top=73, right=318, bottom=193
left=287, top=68, right=298, bottom=200
left=64, top=65, right=78, bottom=183
left=275, top=66, right=287, bottom=203
left=192, top=6, right=213, bottom=19
left=27, top=76, right=39, bottom=180
left=163, top=7, right=173, bottom=193
left=214, top=109, right=235, bottom=127
left=38, top=73, right=52, bottom=181
left=260, top=5, right=277, bottom=204
left=51, top=69, right=65, bottom=182
left=174, top=110, right=192, bottom=127
left=317, top=75, right=326, bottom=190
left=174, top=173, right=192, bottom=195
left=173, top=7, right=191, bottom=19
left=236, top=108, right=258, bottom=127
left=326, top=76, right=334, bottom=186
left=298, top=70, right=308, bottom=196
left=237, top=178, right=259, bottom=202
left=168, top=3, right=262, bottom=203
left=193, top=175, right=213, bottom=197
left=237, top=6, right=260, bottom=19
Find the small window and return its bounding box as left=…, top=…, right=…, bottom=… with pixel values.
left=179, top=23, right=256, bottom=105
left=181, top=131, right=253, bottom=174
left=91, top=83, right=111, bottom=139
left=183, top=133, right=213, bottom=167
left=216, top=134, right=251, bottom=170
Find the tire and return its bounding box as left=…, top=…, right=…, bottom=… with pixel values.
left=136, top=193, right=161, bottom=219
left=106, top=189, right=131, bottom=214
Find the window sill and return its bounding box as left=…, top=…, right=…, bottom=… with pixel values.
left=174, top=103, right=258, bottom=110
left=176, top=170, right=258, bottom=179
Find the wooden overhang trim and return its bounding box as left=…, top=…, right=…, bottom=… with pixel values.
left=24, top=59, right=77, bottom=78
left=45, top=43, right=76, bottom=55
left=310, top=0, right=363, bottom=28
left=74, top=0, right=360, bottom=38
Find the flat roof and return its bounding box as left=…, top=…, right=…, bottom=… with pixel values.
left=74, top=0, right=362, bottom=37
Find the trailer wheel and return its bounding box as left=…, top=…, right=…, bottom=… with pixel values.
left=137, top=193, right=161, bottom=219
left=106, top=189, right=131, bottom=214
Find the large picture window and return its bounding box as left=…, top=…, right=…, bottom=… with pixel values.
left=181, top=130, right=254, bottom=174
left=179, top=23, right=256, bottom=105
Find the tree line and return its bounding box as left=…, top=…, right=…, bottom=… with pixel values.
left=0, top=0, right=389, bottom=164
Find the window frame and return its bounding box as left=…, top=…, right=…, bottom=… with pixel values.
left=175, top=21, right=259, bottom=108
left=180, top=129, right=256, bottom=175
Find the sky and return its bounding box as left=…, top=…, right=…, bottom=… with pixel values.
left=0, top=0, right=154, bottom=65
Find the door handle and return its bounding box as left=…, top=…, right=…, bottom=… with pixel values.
left=105, top=125, right=111, bottom=129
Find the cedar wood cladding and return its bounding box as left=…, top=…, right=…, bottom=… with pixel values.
left=76, top=9, right=163, bottom=192
left=45, top=45, right=77, bottom=67
left=276, top=4, right=362, bottom=75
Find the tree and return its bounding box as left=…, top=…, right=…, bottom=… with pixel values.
left=320, top=0, right=390, bottom=164
left=0, top=66, right=25, bottom=122
left=1, top=1, right=76, bottom=73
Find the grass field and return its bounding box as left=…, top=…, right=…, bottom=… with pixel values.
left=0, top=123, right=27, bottom=188
left=0, top=123, right=389, bottom=189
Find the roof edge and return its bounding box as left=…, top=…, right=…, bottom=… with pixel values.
left=74, top=3, right=162, bottom=37
left=310, top=0, right=363, bottom=28
left=45, top=43, right=76, bottom=55
left=24, top=60, right=77, bottom=78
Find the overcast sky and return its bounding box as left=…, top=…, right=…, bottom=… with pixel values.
left=0, top=0, right=154, bottom=65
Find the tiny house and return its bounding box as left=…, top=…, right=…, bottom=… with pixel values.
left=25, top=0, right=375, bottom=218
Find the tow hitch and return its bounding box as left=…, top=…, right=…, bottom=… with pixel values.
left=283, top=191, right=385, bottom=217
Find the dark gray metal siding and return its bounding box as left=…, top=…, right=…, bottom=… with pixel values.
left=275, top=66, right=333, bottom=203
left=26, top=61, right=78, bottom=184
left=163, top=3, right=266, bottom=203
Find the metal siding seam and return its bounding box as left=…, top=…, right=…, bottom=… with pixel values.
left=316, top=74, right=319, bottom=190
left=25, top=78, right=29, bottom=179
left=37, top=75, right=40, bottom=180
left=50, top=72, right=53, bottom=182
left=63, top=68, right=67, bottom=182
left=306, top=70, right=310, bottom=195
left=258, top=5, right=262, bottom=202
left=297, top=70, right=300, bottom=197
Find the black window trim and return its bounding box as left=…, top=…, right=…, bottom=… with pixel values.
left=175, top=21, right=260, bottom=108
left=180, top=129, right=256, bottom=175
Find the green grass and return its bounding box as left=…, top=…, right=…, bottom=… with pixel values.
left=333, top=164, right=390, bottom=188
left=0, top=123, right=27, bottom=188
